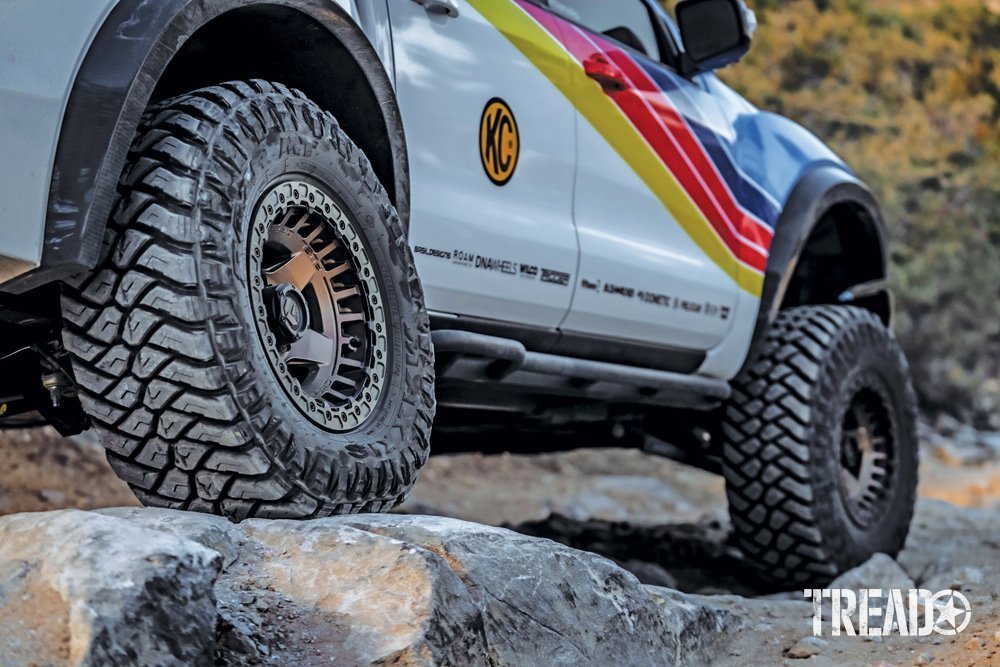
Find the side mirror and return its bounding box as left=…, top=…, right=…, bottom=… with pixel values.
left=675, top=0, right=757, bottom=76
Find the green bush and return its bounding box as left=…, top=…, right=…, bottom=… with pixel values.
left=665, top=0, right=1000, bottom=426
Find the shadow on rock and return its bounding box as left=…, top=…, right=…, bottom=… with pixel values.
left=507, top=513, right=783, bottom=597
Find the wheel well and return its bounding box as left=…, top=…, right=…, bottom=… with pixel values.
left=151, top=4, right=398, bottom=209
left=781, top=202, right=891, bottom=323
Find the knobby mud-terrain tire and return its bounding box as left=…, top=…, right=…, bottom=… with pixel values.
left=61, top=80, right=435, bottom=520
left=721, top=305, right=918, bottom=586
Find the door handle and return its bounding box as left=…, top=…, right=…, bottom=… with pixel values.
left=583, top=54, right=627, bottom=94
left=411, top=0, right=460, bottom=18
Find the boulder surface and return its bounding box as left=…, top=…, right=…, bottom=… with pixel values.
left=0, top=508, right=746, bottom=666
left=0, top=510, right=220, bottom=666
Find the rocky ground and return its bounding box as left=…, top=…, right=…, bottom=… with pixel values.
left=1, top=422, right=999, bottom=665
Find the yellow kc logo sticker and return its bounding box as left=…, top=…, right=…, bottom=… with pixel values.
left=480, top=98, right=519, bottom=186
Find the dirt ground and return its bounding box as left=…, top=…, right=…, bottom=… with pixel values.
left=4, top=427, right=995, bottom=520
left=1, top=426, right=998, bottom=666
left=0, top=428, right=137, bottom=516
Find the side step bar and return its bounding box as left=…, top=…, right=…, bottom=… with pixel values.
left=432, top=330, right=731, bottom=410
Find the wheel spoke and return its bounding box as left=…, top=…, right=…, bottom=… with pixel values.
left=285, top=330, right=336, bottom=366
left=288, top=211, right=311, bottom=232
left=266, top=251, right=318, bottom=291
left=302, top=223, right=324, bottom=245
left=337, top=356, right=365, bottom=369
left=325, top=262, right=351, bottom=280
left=330, top=373, right=361, bottom=390
left=339, top=311, right=365, bottom=324
left=315, top=241, right=341, bottom=261
left=324, top=387, right=352, bottom=402
left=332, top=286, right=360, bottom=303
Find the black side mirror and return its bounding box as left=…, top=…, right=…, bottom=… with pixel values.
left=675, top=0, right=756, bottom=76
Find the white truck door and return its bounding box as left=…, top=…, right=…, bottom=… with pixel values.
left=522, top=0, right=767, bottom=357
left=388, top=0, right=580, bottom=328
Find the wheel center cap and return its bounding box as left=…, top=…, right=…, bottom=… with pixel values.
left=270, top=284, right=310, bottom=342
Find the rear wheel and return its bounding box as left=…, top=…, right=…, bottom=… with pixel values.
left=721, top=306, right=918, bottom=585
left=61, top=80, right=435, bottom=520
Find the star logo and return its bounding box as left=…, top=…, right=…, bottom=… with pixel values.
left=931, top=590, right=972, bottom=635
left=282, top=296, right=301, bottom=329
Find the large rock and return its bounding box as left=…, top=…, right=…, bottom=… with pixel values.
left=897, top=499, right=1000, bottom=588
left=84, top=508, right=745, bottom=666
left=820, top=553, right=916, bottom=629
left=340, top=514, right=745, bottom=665
left=0, top=510, right=220, bottom=666
left=236, top=520, right=487, bottom=665
left=99, top=508, right=490, bottom=665
left=829, top=553, right=916, bottom=593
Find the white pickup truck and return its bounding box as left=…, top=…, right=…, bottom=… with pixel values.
left=0, top=0, right=917, bottom=584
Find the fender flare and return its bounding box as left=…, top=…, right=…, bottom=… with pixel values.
left=6, top=0, right=407, bottom=293
left=741, top=165, right=890, bottom=373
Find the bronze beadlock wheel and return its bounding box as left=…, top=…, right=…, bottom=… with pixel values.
left=248, top=179, right=388, bottom=432
left=838, top=384, right=895, bottom=529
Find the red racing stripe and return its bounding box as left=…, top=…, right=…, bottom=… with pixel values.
left=596, top=56, right=767, bottom=268
left=571, top=31, right=767, bottom=271
left=595, top=38, right=773, bottom=252
left=594, top=39, right=773, bottom=257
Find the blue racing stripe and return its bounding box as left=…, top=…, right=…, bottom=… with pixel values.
left=637, top=61, right=780, bottom=228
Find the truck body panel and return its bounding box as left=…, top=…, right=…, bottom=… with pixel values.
left=0, top=0, right=386, bottom=286
left=0, top=0, right=119, bottom=282
left=0, top=0, right=883, bottom=386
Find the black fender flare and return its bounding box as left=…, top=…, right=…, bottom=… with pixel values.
left=741, top=165, right=890, bottom=373
left=5, top=0, right=407, bottom=293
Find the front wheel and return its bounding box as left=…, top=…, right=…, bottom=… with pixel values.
left=62, top=80, right=435, bottom=520
left=721, top=305, right=918, bottom=585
